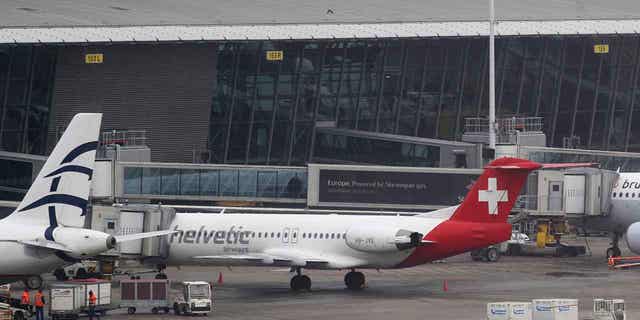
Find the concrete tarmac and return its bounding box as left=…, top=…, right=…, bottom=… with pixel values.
left=20, top=237, right=640, bottom=320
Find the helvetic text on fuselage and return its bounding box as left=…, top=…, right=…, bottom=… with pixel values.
left=170, top=225, right=254, bottom=253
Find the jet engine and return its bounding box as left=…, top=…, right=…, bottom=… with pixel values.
left=345, top=225, right=424, bottom=253
left=625, top=222, right=640, bottom=254
left=53, top=227, right=116, bottom=258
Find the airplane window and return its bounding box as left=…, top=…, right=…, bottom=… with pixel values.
left=325, top=233, right=329, bottom=239
left=336, top=233, right=340, bottom=239
left=277, top=232, right=281, bottom=238
left=284, top=233, right=288, bottom=238
left=314, top=233, right=318, bottom=238
left=612, top=193, right=616, bottom=198
left=331, top=233, right=335, bottom=239
left=302, top=233, right=306, bottom=238
left=343, top=233, right=346, bottom=238
left=293, top=233, right=297, bottom=238
left=319, top=233, right=323, bottom=239
left=271, top=232, right=275, bottom=238
left=626, top=193, right=630, bottom=198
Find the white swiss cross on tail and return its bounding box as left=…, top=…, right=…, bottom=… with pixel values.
left=478, top=177, right=508, bottom=215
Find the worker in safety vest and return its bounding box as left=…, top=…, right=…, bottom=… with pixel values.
left=20, top=289, right=30, bottom=310
left=88, top=290, right=99, bottom=320
left=34, top=289, right=45, bottom=320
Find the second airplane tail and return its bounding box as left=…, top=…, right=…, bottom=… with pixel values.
left=6, top=113, right=102, bottom=228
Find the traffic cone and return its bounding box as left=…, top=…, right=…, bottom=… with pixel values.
left=217, top=272, right=224, bottom=285
left=442, top=280, right=448, bottom=292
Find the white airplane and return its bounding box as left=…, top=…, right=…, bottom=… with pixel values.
left=164, top=157, right=542, bottom=291
left=605, top=173, right=640, bottom=257
left=0, top=113, right=173, bottom=289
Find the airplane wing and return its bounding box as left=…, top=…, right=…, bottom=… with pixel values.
left=0, top=239, right=74, bottom=253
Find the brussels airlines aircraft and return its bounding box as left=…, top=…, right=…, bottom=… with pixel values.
left=0, top=113, right=174, bottom=289
left=166, top=157, right=542, bottom=291
left=604, top=173, right=640, bottom=257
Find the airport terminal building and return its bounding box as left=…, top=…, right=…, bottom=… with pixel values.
left=1, top=1, right=640, bottom=168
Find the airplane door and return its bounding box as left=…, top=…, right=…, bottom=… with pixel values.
left=283, top=227, right=290, bottom=244
left=291, top=228, right=299, bottom=244
left=548, top=181, right=563, bottom=211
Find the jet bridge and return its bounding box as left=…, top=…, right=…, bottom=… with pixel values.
left=88, top=204, right=175, bottom=262
left=519, top=167, right=617, bottom=218
left=513, top=167, right=618, bottom=238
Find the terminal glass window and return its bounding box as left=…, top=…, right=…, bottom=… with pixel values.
left=122, top=165, right=307, bottom=200
left=0, top=46, right=56, bottom=155
left=313, top=131, right=440, bottom=166
left=211, top=35, right=640, bottom=165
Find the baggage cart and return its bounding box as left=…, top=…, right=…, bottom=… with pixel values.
left=119, top=279, right=171, bottom=314
left=66, top=279, right=113, bottom=316
left=49, top=283, right=83, bottom=320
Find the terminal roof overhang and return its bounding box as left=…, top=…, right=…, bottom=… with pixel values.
left=1, top=19, right=640, bottom=44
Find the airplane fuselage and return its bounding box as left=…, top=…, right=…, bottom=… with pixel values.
left=166, top=212, right=510, bottom=269
left=609, top=173, right=640, bottom=233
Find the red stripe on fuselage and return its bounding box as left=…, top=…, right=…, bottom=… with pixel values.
left=395, top=220, right=511, bottom=268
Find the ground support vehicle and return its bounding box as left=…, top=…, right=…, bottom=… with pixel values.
left=172, top=282, right=213, bottom=316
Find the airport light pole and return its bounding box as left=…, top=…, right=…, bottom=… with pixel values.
left=488, top=0, right=496, bottom=150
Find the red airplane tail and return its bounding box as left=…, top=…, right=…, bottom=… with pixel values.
left=396, top=158, right=542, bottom=267
left=449, top=157, right=542, bottom=223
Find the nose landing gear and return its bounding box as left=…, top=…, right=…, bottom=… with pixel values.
left=290, top=267, right=311, bottom=291
left=607, top=233, right=622, bottom=258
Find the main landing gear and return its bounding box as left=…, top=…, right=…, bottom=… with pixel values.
left=607, top=233, right=622, bottom=258
left=290, top=267, right=311, bottom=291
left=154, top=264, right=168, bottom=280
left=344, top=269, right=365, bottom=290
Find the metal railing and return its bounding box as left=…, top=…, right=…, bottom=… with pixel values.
left=102, top=130, right=148, bottom=147
left=464, top=117, right=543, bottom=134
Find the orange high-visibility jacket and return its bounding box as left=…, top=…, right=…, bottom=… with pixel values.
left=89, top=293, right=97, bottom=306
left=34, top=292, right=44, bottom=308
left=21, top=292, right=29, bottom=305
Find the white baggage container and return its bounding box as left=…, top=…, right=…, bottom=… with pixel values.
left=49, top=283, right=84, bottom=319
left=68, top=280, right=112, bottom=307
left=532, top=299, right=578, bottom=320
left=593, top=299, right=625, bottom=320
left=487, top=302, right=532, bottom=320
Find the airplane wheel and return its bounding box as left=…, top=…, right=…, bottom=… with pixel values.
left=23, top=276, right=43, bottom=290
left=300, top=275, right=312, bottom=291
left=173, top=303, right=181, bottom=315
left=127, top=307, right=136, bottom=314
left=607, top=247, right=621, bottom=258
left=54, top=268, right=68, bottom=281
left=155, top=273, right=168, bottom=280
left=290, top=275, right=302, bottom=291
left=13, top=311, right=24, bottom=320
left=344, top=271, right=365, bottom=290
left=486, top=247, right=500, bottom=262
